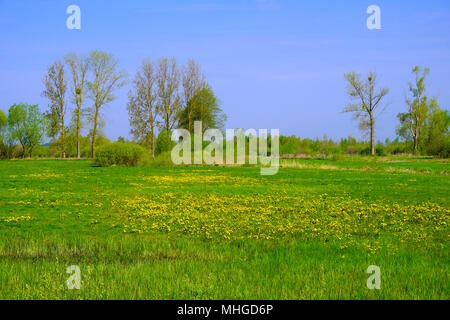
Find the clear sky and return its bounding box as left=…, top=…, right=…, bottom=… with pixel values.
left=1, top=0, right=449, bottom=142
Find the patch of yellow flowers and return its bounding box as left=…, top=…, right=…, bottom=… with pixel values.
left=0, top=215, right=32, bottom=223
left=112, top=191, right=449, bottom=250
left=141, top=173, right=261, bottom=186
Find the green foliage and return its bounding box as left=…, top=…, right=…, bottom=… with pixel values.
left=331, top=153, right=344, bottom=161
left=0, top=110, right=7, bottom=157
left=375, top=146, right=386, bottom=156
left=360, top=147, right=371, bottom=156
left=384, top=138, right=410, bottom=155
left=277, top=134, right=433, bottom=158
left=94, top=142, right=147, bottom=166
left=41, top=60, right=67, bottom=142
left=179, top=86, right=226, bottom=132
left=0, top=110, right=7, bottom=134
left=420, top=107, right=449, bottom=157
left=87, top=50, right=128, bottom=157
left=0, top=144, right=21, bottom=159
left=279, top=135, right=302, bottom=155
left=439, top=139, right=450, bottom=158
left=155, top=129, right=175, bottom=155
left=396, top=67, right=447, bottom=156
left=145, top=151, right=174, bottom=166
left=7, top=104, right=46, bottom=157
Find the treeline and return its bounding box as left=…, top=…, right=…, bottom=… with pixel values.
left=279, top=135, right=448, bottom=158
left=0, top=51, right=225, bottom=159
left=0, top=52, right=448, bottom=160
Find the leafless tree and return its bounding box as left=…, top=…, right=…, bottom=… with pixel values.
left=64, top=53, right=88, bottom=159
left=182, top=59, right=206, bottom=132
left=156, top=57, right=181, bottom=132
left=42, top=60, right=67, bottom=158
left=127, top=59, right=159, bottom=158
left=343, top=71, right=389, bottom=156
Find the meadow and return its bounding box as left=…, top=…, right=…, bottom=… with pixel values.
left=0, top=158, right=448, bottom=299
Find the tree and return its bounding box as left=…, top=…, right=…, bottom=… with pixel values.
left=343, top=71, right=389, bottom=156
left=42, top=60, right=67, bottom=158
left=7, top=104, right=45, bottom=158
left=396, top=66, right=431, bottom=155
left=156, top=57, right=181, bottom=132
left=155, top=129, right=175, bottom=155
left=0, top=109, right=8, bottom=159
left=179, top=85, right=226, bottom=133
left=64, top=53, right=89, bottom=159
left=182, top=59, right=206, bottom=132
left=127, top=59, right=158, bottom=158
left=87, top=50, right=127, bottom=157
left=420, top=104, right=449, bottom=156
left=0, top=110, right=6, bottom=137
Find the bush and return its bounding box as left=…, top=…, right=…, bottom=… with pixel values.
left=439, top=139, right=450, bottom=158
left=147, top=151, right=174, bottom=166
left=331, top=152, right=344, bottom=161
left=95, top=142, right=148, bottom=167
left=385, top=140, right=410, bottom=155
left=360, top=147, right=371, bottom=156
left=155, top=129, right=175, bottom=155
left=0, top=142, right=21, bottom=159
left=375, top=146, right=387, bottom=156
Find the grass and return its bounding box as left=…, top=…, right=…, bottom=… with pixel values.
left=0, top=158, right=448, bottom=299
left=280, top=156, right=450, bottom=174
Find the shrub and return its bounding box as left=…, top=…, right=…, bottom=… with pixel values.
left=0, top=142, right=21, bottom=159
left=439, top=139, right=450, bottom=158
left=147, top=151, right=174, bottom=166
left=331, top=152, right=344, bottom=161
left=360, top=147, right=371, bottom=156
left=375, top=146, right=387, bottom=156
left=155, top=129, right=175, bottom=155
left=95, top=142, right=148, bottom=167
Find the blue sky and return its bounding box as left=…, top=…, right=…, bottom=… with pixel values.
left=1, top=0, right=449, bottom=142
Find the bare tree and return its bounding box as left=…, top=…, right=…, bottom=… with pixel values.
left=156, top=57, right=181, bottom=132
left=42, top=60, right=67, bottom=158
left=127, top=59, right=158, bottom=158
left=343, top=71, right=389, bottom=156
left=64, top=53, right=88, bottom=159
left=182, top=59, right=206, bottom=132
left=87, top=50, right=127, bottom=157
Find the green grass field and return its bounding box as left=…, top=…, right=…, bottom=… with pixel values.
left=0, top=158, right=448, bottom=299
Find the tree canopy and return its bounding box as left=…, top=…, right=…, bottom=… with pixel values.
left=7, top=103, right=46, bottom=158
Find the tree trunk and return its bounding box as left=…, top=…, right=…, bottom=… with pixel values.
left=413, top=124, right=419, bottom=156
left=61, top=113, right=66, bottom=158
left=151, top=123, right=155, bottom=159
left=21, top=143, right=26, bottom=159
left=165, top=112, right=170, bottom=132
left=91, top=107, right=99, bottom=158
left=76, top=106, right=81, bottom=159
left=188, top=108, right=192, bottom=133
left=413, top=136, right=418, bottom=156
left=370, top=115, right=375, bottom=156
